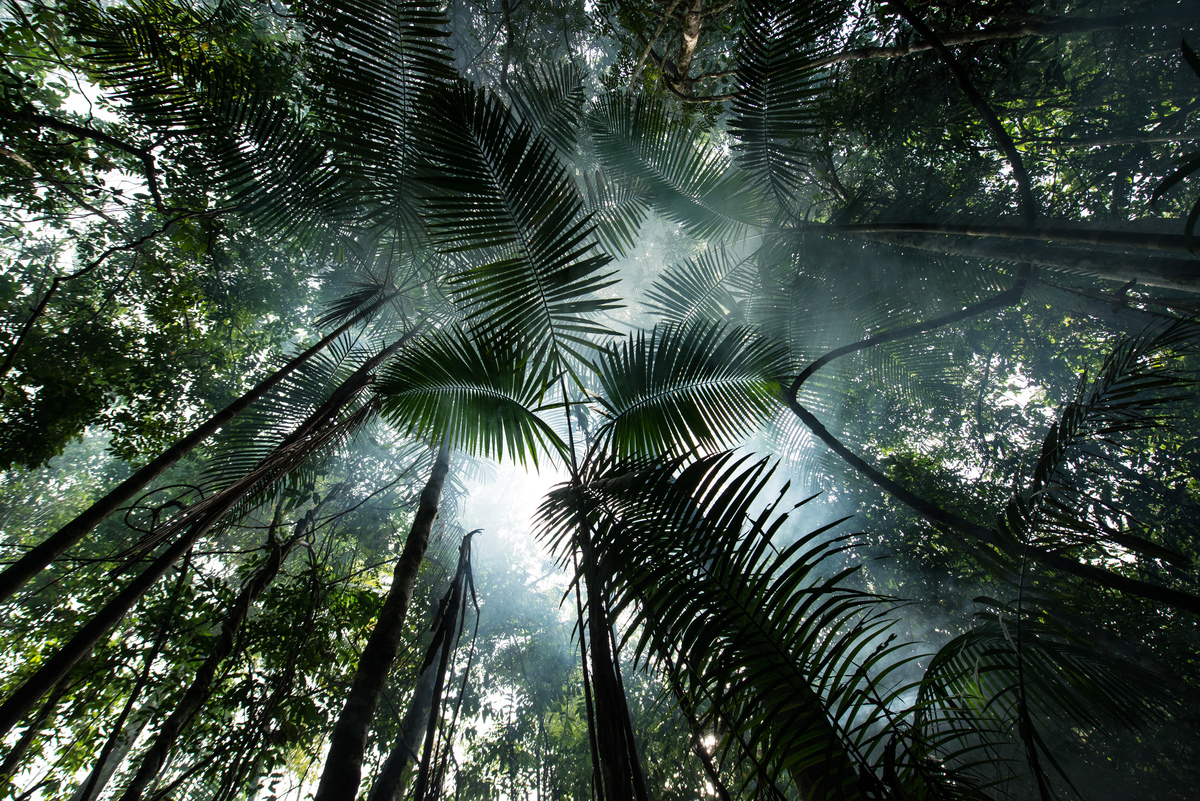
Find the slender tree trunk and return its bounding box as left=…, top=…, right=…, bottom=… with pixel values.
left=0, top=669, right=75, bottom=791
left=366, top=659, right=439, bottom=801
left=0, top=293, right=396, bottom=604
left=577, top=524, right=647, bottom=801
left=411, top=562, right=461, bottom=801
left=314, top=440, right=452, bottom=801
left=863, top=230, right=1200, bottom=290
left=70, top=697, right=157, bottom=801
left=113, top=514, right=304, bottom=801
left=0, top=328, right=419, bottom=741
left=73, top=556, right=191, bottom=801
left=832, top=221, right=1199, bottom=254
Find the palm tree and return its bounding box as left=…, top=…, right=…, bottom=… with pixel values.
left=2, top=0, right=1200, bottom=798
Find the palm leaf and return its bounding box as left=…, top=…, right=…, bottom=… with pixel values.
left=587, top=320, right=789, bottom=458
left=586, top=93, right=769, bottom=242
left=375, top=325, right=569, bottom=467
left=580, top=170, right=652, bottom=259
left=916, top=598, right=1179, bottom=796
left=730, top=0, right=842, bottom=212
left=644, top=245, right=758, bottom=325
left=537, top=452, right=933, bottom=799
left=998, top=321, right=1198, bottom=564
left=416, top=84, right=622, bottom=367
left=505, top=61, right=587, bottom=156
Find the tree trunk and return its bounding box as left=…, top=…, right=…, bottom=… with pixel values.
left=833, top=221, right=1198, bottom=254
left=0, top=669, right=75, bottom=792
left=0, top=293, right=396, bottom=604
left=69, top=698, right=157, bottom=801
left=113, top=514, right=304, bottom=801
left=0, top=329, right=419, bottom=741
left=577, top=524, right=649, bottom=801
left=862, top=230, right=1200, bottom=291
left=314, top=440, right=451, bottom=801
left=673, top=0, right=703, bottom=95
left=366, top=658, right=439, bottom=801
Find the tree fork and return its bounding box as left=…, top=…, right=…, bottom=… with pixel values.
left=314, top=439, right=451, bottom=801
left=0, top=294, right=402, bottom=604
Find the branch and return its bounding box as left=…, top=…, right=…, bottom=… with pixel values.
left=630, top=0, right=685, bottom=88
left=885, top=0, right=1038, bottom=224
left=664, top=80, right=738, bottom=103
left=809, top=9, right=1200, bottom=70
left=786, top=283, right=1026, bottom=399
left=783, top=395, right=1200, bottom=614
left=18, top=112, right=167, bottom=214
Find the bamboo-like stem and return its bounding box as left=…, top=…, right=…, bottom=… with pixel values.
left=0, top=296, right=406, bottom=604
left=314, top=440, right=452, bottom=801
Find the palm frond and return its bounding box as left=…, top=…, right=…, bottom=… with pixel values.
left=537, top=452, right=925, bottom=799
left=998, top=321, right=1198, bottom=565
left=644, top=245, right=758, bottom=325
left=916, top=598, right=1178, bottom=796
left=416, top=84, right=622, bottom=367
left=586, top=94, right=769, bottom=242
left=375, top=325, right=569, bottom=467
left=580, top=170, right=652, bottom=259
left=588, top=320, right=789, bottom=458
left=730, top=0, right=842, bottom=211
left=505, top=62, right=587, bottom=156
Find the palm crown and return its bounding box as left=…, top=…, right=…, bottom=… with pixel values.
left=1, top=0, right=1199, bottom=799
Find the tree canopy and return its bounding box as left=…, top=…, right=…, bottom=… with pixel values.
left=1, top=0, right=1199, bottom=800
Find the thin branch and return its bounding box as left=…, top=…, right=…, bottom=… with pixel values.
left=809, top=9, right=1200, bottom=70
left=17, top=112, right=167, bottom=214
left=885, top=0, right=1038, bottom=224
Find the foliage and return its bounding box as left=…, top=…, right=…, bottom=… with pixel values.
left=1, top=1, right=1200, bottom=801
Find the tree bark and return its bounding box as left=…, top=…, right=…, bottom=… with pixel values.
left=0, top=292, right=397, bottom=604
left=862, top=230, right=1200, bottom=290
left=672, top=0, right=703, bottom=95
left=113, top=514, right=304, bottom=801
left=366, top=658, right=439, bottom=801
left=314, top=440, right=451, bottom=801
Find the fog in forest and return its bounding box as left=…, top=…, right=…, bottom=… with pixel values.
left=1, top=0, right=1199, bottom=800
